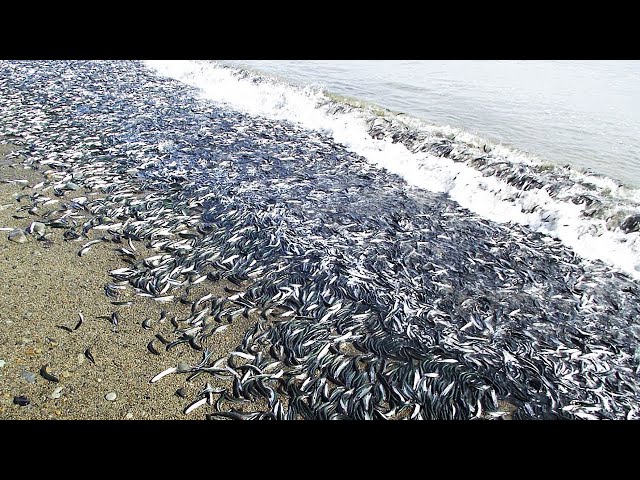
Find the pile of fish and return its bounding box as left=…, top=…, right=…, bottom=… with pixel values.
left=1, top=60, right=639, bottom=419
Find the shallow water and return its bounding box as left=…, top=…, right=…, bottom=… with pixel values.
left=229, top=61, right=640, bottom=189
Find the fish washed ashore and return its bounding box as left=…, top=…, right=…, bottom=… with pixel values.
left=1, top=61, right=639, bottom=420
left=0, top=144, right=261, bottom=419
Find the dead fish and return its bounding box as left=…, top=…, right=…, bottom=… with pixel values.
left=74, top=312, right=84, bottom=330
left=93, top=223, right=123, bottom=231
left=117, top=247, right=136, bottom=259
left=40, top=364, right=59, bottom=383
left=176, top=361, right=191, bottom=373
left=184, top=397, right=207, bottom=415
left=166, top=338, right=190, bottom=351
left=150, top=366, right=177, bottom=383
left=147, top=340, right=161, bottom=355
left=63, top=229, right=81, bottom=240
left=153, top=295, right=175, bottom=303
left=78, top=239, right=102, bottom=257
left=84, top=348, right=96, bottom=364
left=189, top=337, right=203, bottom=351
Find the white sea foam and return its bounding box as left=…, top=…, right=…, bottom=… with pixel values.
left=145, top=60, right=640, bottom=280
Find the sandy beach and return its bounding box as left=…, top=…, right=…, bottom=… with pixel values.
left=0, top=142, right=258, bottom=420
left=3, top=59, right=640, bottom=421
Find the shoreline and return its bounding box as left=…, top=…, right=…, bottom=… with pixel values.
left=0, top=143, right=254, bottom=420
left=2, top=59, right=638, bottom=420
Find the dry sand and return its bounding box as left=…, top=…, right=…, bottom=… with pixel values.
left=0, top=142, right=258, bottom=420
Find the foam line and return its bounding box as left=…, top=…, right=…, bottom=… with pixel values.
left=145, top=60, right=640, bottom=280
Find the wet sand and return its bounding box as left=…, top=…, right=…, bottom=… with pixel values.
left=0, top=143, right=257, bottom=420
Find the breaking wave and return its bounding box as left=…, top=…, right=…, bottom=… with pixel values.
left=145, top=60, right=640, bottom=280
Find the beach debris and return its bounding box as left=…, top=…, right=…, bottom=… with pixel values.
left=50, top=386, right=64, bottom=399
left=8, top=229, right=26, bottom=243
left=105, top=392, right=117, bottom=401
left=13, top=395, right=30, bottom=406
left=176, top=361, right=191, bottom=373
left=21, top=370, right=36, bottom=384
left=28, top=221, right=46, bottom=237
left=0, top=359, right=6, bottom=368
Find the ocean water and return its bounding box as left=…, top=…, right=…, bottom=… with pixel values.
left=229, top=60, right=640, bottom=189
left=145, top=61, right=640, bottom=280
